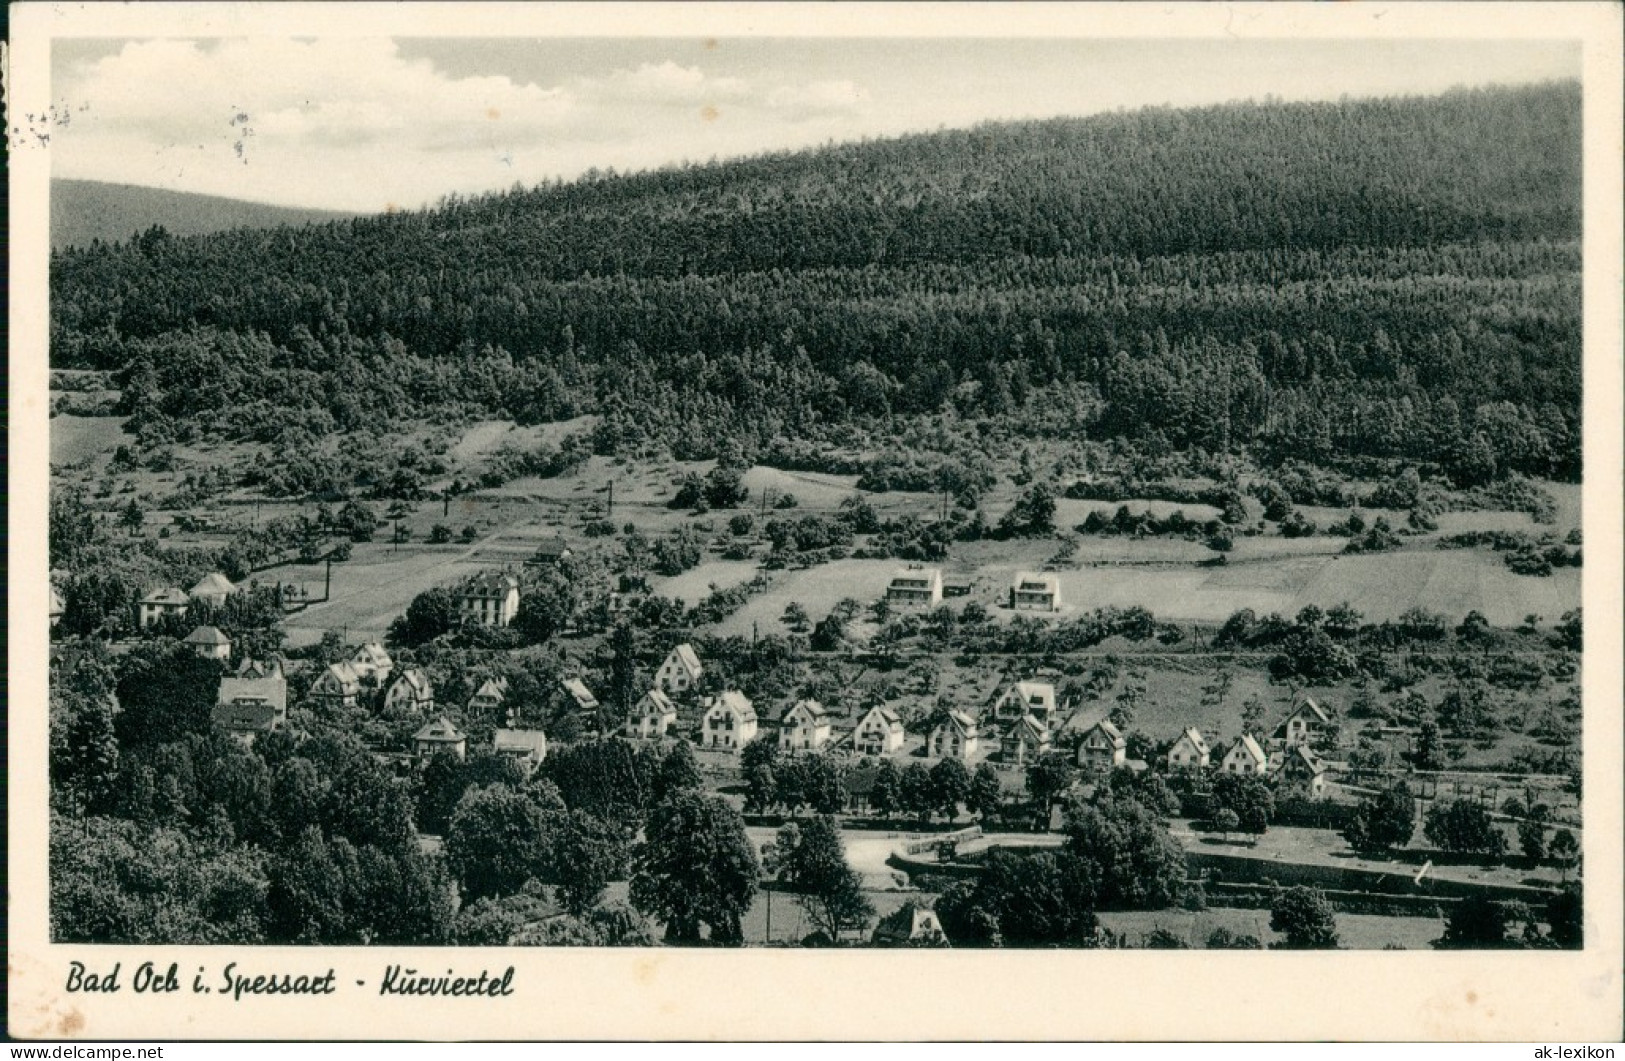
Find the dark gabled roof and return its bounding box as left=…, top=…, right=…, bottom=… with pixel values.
left=212, top=700, right=280, bottom=732
left=215, top=676, right=287, bottom=732
left=183, top=625, right=231, bottom=645
left=531, top=536, right=573, bottom=558
left=457, top=571, right=520, bottom=598
left=141, top=587, right=190, bottom=606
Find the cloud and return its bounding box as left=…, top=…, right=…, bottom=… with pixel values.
left=587, top=61, right=750, bottom=105
left=764, top=79, right=868, bottom=119
left=51, top=38, right=873, bottom=211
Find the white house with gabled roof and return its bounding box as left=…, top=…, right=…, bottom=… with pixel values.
left=1168, top=727, right=1211, bottom=771
left=413, top=716, right=468, bottom=761
left=852, top=705, right=905, bottom=756
left=928, top=710, right=980, bottom=760
left=1221, top=734, right=1269, bottom=776
left=780, top=699, right=832, bottom=752
left=627, top=689, right=678, bottom=740
left=138, top=587, right=190, bottom=629
left=1000, top=714, right=1052, bottom=764
left=1274, top=698, right=1333, bottom=749
left=655, top=643, right=704, bottom=695
left=1077, top=718, right=1127, bottom=773
left=351, top=642, right=394, bottom=683
left=310, top=661, right=364, bottom=708
left=993, top=681, right=1058, bottom=728
left=702, top=691, right=757, bottom=750
left=886, top=567, right=943, bottom=609
left=1009, top=571, right=1062, bottom=612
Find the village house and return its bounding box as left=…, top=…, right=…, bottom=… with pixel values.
left=383, top=667, right=435, bottom=713
left=928, top=710, right=980, bottom=760
left=138, top=587, right=190, bottom=629
left=1009, top=571, right=1062, bottom=612
left=885, top=567, right=943, bottom=610
left=871, top=902, right=947, bottom=947
left=654, top=643, right=704, bottom=696
left=310, top=661, right=365, bottom=708
left=562, top=678, right=600, bottom=715
left=1000, top=714, right=1053, bottom=765
left=454, top=571, right=522, bottom=628
left=466, top=676, right=510, bottom=718
left=1221, top=734, right=1269, bottom=776
left=993, top=681, right=1058, bottom=728
left=626, top=689, right=678, bottom=740
left=492, top=728, right=549, bottom=773
left=1274, top=698, right=1333, bottom=749
left=213, top=674, right=288, bottom=742
left=702, top=691, right=758, bottom=750
left=1167, top=727, right=1211, bottom=771
left=350, top=642, right=395, bottom=683
left=236, top=656, right=284, bottom=681
left=188, top=571, right=237, bottom=609
left=1274, top=744, right=1328, bottom=797
left=852, top=705, right=905, bottom=756
left=413, top=717, right=468, bottom=761
left=780, top=699, right=832, bottom=752
left=1077, top=718, right=1127, bottom=773
left=180, top=625, right=231, bottom=662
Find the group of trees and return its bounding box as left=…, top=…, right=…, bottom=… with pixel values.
left=934, top=783, right=1186, bottom=947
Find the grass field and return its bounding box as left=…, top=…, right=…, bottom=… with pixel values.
left=49, top=414, right=128, bottom=466
left=280, top=536, right=515, bottom=645
left=1095, top=906, right=1447, bottom=950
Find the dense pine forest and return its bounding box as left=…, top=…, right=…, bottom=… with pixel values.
left=51, top=81, right=1582, bottom=482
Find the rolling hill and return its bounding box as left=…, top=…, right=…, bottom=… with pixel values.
left=51, top=179, right=359, bottom=251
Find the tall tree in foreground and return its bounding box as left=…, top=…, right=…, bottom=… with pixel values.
left=778, top=815, right=875, bottom=943
left=1269, top=886, right=1341, bottom=949
left=630, top=792, right=759, bottom=946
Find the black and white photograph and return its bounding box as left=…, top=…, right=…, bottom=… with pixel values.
left=10, top=1, right=1623, bottom=1042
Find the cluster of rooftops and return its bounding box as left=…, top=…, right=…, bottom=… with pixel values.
left=169, top=564, right=1328, bottom=790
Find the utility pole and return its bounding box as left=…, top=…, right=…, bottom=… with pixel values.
left=324, top=557, right=333, bottom=601
left=607, top=480, right=614, bottom=519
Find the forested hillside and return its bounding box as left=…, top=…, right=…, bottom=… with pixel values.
left=51, top=81, right=1582, bottom=484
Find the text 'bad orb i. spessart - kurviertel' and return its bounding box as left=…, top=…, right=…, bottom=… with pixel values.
left=65, top=961, right=516, bottom=999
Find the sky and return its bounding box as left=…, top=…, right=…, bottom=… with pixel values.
left=49, top=36, right=1580, bottom=213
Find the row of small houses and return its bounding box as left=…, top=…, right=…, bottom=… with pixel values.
left=886, top=567, right=1062, bottom=612
left=209, top=630, right=1333, bottom=797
